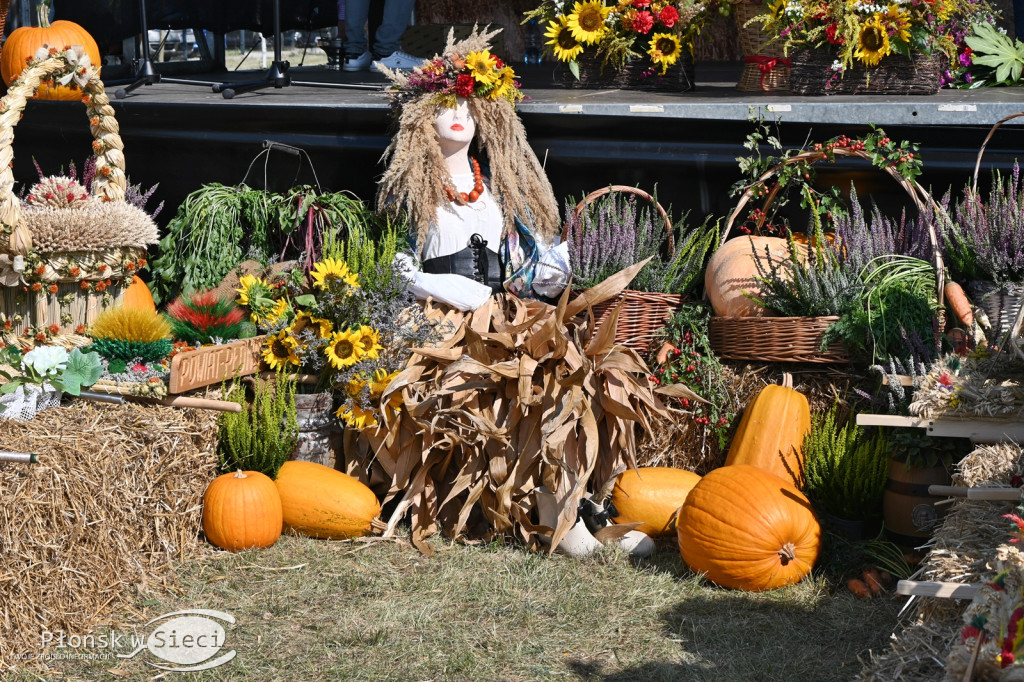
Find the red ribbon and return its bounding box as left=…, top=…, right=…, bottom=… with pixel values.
left=745, top=55, right=791, bottom=91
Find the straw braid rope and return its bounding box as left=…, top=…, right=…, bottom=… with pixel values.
left=0, top=48, right=126, bottom=255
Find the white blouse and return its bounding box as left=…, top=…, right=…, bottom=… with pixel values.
left=421, top=172, right=503, bottom=260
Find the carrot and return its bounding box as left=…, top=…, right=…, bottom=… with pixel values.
left=655, top=342, right=677, bottom=365
left=944, top=281, right=974, bottom=328
left=862, top=568, right=885, bottom=596
left=879, top=570, right=894, bottom=587
left=847, top=578, right=872, bottom=599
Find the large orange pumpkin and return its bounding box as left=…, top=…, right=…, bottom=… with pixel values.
left=611, top=467, right=702, bottom=536
left=1, top=4, right=101, bottom=100
left=202, top=470, right=283, bottom=552
left=676, top=464, right=820, bottom=591
left=724, top=374, right=811, bottom=486
left=704, top=236, right=793, bottom=317
left=123, top=276, right=157, bottom=314
left=275, top=461, right=381, bottom=539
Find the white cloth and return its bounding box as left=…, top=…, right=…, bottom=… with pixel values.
left=394, top=253, right=492, bottom=312
left=0, top=383, right=62, bottom=421
left=421, top=173, right=503, bottom=261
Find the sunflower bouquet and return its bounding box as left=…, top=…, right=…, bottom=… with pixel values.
left=524, top=0, right=708, bottom=78
left=751, top=0, right=993, bottom=88
left=235, top=257, right=439, bottom=431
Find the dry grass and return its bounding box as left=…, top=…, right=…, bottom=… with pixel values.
left=10, top=533, right=902, bottom=681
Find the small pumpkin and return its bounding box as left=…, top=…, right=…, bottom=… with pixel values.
left=0, top=2, right=101, bottom=101
left=611, top=467, right=702, bottom=536
left=123, top=275, right=157, bottom=314
left=202, top=470, right=283, bottom=552
left=704, top=236, right=793, bottom=317
left=724, top=373, right=810, bottom=485
left=275, top=461, right=380, bottom=539
left=676, top=464, right=820, bottom=591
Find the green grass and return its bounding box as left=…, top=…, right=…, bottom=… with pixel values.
left=13, top=534, right=900, bottom=681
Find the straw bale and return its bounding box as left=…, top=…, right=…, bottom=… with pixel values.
left=910, top=356, right=1024, bottom=421
left=857, top=442, right=1024, bottom=681
left=0, top=401, right=218, bottom=669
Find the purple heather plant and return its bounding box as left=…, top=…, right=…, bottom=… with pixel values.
left=832, top=186, right=939, bottom=271
left=945, top=162, right=1024, bottom=283
left=30, top=157, right=163, bottom=219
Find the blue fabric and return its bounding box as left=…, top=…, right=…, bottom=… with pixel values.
left=344, top=0, right=413, bottom=57
left=501, top=215, right=541, bottom=300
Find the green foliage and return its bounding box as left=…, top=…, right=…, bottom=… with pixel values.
left=322, top=213, right=407, bottom=292
left=58, top=349, right=103, bottom=396
left=803, top=408, right=888, bottom=522
left=885, top=428, right=970, bottom=470
left=165, top=290, right=246, bottom=345
left=217, top=375, right=298, bottom=478
left=964, top=22, right=1024, bottom=86
left=0, top=347, right=102, bottom=407
left=88, top=338, right=173, bottom=363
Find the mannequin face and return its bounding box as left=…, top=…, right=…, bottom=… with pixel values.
left=434, top=98, right=476, bottom=148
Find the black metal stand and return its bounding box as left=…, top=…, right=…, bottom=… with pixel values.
left=105, top=0, right=215, bottom=99
left=211, top=0, right=374, bottom=99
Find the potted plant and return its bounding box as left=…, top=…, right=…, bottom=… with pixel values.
left=522, top=0, right=709, bottom=91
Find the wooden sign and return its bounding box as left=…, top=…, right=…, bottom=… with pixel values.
left=169, top=336, right=265, bottom=394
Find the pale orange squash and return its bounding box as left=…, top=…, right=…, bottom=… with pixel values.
left=611, top=467, right=701, bottom=536
left=724, top=373, right=810, bottom=485
left=275, top=461, right=380, bottom=539
left=202, top=470, right=283, bottom=552
left=676, top=464, right=820, bottom=591
left=123, top=276, right=157, bottom=314
left=704, top=236, right=792, bottom=317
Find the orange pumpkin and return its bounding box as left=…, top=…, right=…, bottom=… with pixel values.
left=123, top=275, right=157, bottom=314
left=676, top=464, right=820, bottom=591
left=202, top=470, right=283, bottom=552
left=611, top=467, right=701, bottom=536
left=724, top=374, right=811, bottom=486
left=704, top=236, right=793, bottom=317
left=275, top=461, right=381, bottom=539
left=1, top=4, right=101, bottom=100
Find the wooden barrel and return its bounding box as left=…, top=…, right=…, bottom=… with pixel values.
left=883, top=459, right=951, bottom=546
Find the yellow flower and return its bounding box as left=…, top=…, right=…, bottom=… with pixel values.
left=884, top=5, right=911, bottom=43
left=370, top=368, right=403, bottom=412
left=324, top=329, right=364, bottom=369
left=336, top=403, right=378, bottom=429
left=235, top=274, right=271, bottom=306
left=854, top=15, right=891, bottom=67
left=566, top=0, right=610, bottom=45
left=263, top=330, right=300, bottom=370
left=648, top=32, right=683, bottom=73
left=544, top=17, right=584, bottom=62
left=487, top=67, right=518, bottom=101
left=353, top=325, right=383, bottom=360
left=263, top=298, right=290, bottom=325
left=466, top=50, right=499, bottom=86
left=310, top=258, right=353, bottom=290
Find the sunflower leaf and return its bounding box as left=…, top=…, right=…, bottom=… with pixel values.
left=569, top=59, right=580, bottom=80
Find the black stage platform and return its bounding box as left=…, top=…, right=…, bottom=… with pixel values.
left=13, top=62, right=1024, bottom=225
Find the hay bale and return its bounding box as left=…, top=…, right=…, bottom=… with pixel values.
left=0, top=401, right=218, bottom=669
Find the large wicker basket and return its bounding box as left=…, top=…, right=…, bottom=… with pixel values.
left=566, top=185, right=683, bottom=356
left=735, top=0, right=789, bottom=93
left=555, top=50, right=695, bottom=92
left=710, top=146, right=946, bottom=364
left=0, top=48, right=157, bottom=341
left=789, top=48, right=942, bottom=95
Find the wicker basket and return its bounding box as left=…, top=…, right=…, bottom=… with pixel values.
left=0, top=49, right=157, bottom=341
left=566, top=185, right=683, bottom=356
left=789, top=48, right=942, bottom=95
left=710, top=147, right=946, bottom=363
left=734, top=0, right=789, bottom=93
left=555, top=50, right=695, bottom=92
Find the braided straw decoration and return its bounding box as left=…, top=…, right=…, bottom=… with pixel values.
left=0, top=52, right=126, bottom=256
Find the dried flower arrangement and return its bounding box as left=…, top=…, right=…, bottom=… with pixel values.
left=87, top=306, right=173, bottom=364
left=165, top=290, right=249, bottom=345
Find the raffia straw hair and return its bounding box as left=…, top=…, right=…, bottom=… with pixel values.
left=376, top=25, right=560, bottom=255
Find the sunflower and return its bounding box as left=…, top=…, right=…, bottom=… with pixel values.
left=324, top=329, right=364, bottom=369
left=648, top=32, right=682, bottom=73
left=336, top=403, right=378, bottom=429
left=369, top=368, right=403, bottom=412
left=262, top=330, right=300, bottom=370
left=259, top=298, right=289, bottom=326
left=544, top=17, right=584, bottom=62
left=310, top=258, right=353, bottom=290
left=854, top=15, right=891, bottom=67
left=883, top=5, right=911, bottom=43
left=566, top=0, right=610, bottom=45
left=487, top=67, right=517, bottom=100
left=465, top=50, right=499, bottom=86
left=352, top=325, right=384, bottom=359
left=287, top=312, right=333, bottom=343
left=235, top=274, right=273, bottom=306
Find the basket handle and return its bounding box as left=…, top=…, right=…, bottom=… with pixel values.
left=722, top=147, right=946, bottom=305
left=564, top=184, right=674, bottom=254
left=971, top=111, right=1024, bottom=191
left=0, top=49, right=127, bottom=256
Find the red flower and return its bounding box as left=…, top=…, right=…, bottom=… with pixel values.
left=132, top=363, right=147, bottom=372
left=825, top=23, right=844, bottom=45
left=35, top=333, right=46, bottom=342
left=633, top=0, right=651, bottom=7
left=81, top=281, right=91, bottom=290
left=1003, top=652, right=1016, bottom=668
left=658, top=5, right=679, bottom=28
left=95, top=281, right=107, bottom=292
left=455, top=74, right=475, bottom=98
left=47, top=284, right=57, bottom=294
left=493, top=56, right=504, bottom=69
left=30, top=282, right=42, bottom=292
left=75, top=325, right=86, bottom=334
left=632, top=10, right=655, bottom=34
left=69, top=266, right=81, bottom=277
left=48, top=324, right=59, bottom=335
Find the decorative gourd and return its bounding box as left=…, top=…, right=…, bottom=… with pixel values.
left=0, top=2, right=101, bottom=101
left=724, top=373, right=810, bottom=485
left=202, top=470, right=283, bottom=552
left=676, top=464, right=820, bottom=591
left=705, top=236, right=792, bottom=317
left=275, top=461, right=380, bottom=539
left=123, top=275, right=157, bottom=314
left=611, top=467, right=701, bottom=536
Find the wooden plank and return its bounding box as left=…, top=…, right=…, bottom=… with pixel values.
left=929, top=485, right=1022, bottom=500
left=881, top=374, right=916, bottom=387
left=155, top=396, right=243, bottom=412
left=929, top=485, right=967, bottom=497
left=896, top=580, right=980, bottom=600
left=926, top=419, right=1024, bottom=443
left=855, top=414, right=928, bottom=428
left=169, top=336, right=265, bottom=394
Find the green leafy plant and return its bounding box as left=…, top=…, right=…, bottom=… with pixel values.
left=321, top=214, right=406, bottom=292
left=963, top=22, right=1024, bottom=86
left=218, top=375, right=298, bottom=478
left=885, top=428, right=970, bottom=470
left=803, top=407, right=888, bottom=522
left=0, top=346, right=102, bottom=411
